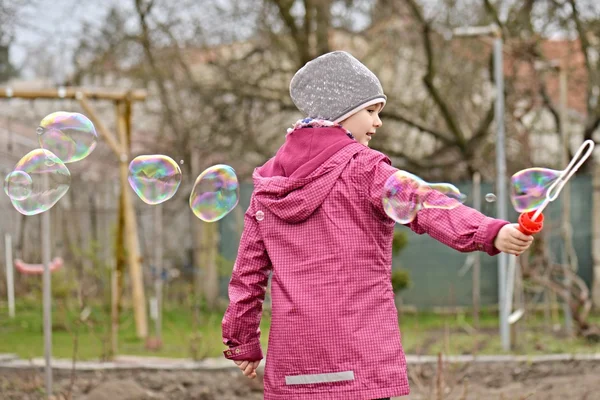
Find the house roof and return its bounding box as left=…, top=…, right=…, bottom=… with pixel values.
left=506, top=39, right=588, bottom=118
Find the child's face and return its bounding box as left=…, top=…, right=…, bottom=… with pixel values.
left=340, top=103, right=383, bottom=147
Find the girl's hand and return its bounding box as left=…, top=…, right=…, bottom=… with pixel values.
left=493, top=224, right=534, bottom=256
left=233, top=360, right=261, bottom=379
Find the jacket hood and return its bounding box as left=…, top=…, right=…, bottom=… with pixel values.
left=252, top=126, right=365, bottom=223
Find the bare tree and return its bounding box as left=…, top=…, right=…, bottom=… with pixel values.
left=0, top=0, right=22, bottom=82
left=69, top=0, right=600, bottom=313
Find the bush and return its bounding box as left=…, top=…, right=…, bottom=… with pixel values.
left=392, top=230, right=408, bottom=255
left=391, top=269, right=410, bottom=293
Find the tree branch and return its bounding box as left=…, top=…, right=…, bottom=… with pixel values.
left=303, top=0, right=313, bottom=56
left=135, top=0, right=180, bottom=129
left=405, top=0, right=467, bottom=148
left=483, top=0, right=503, bottom=29
left=314, top=0, right=331, bottom=55
left=466, top=100, right=495, bottom=156
left=539, top=75, right=561, bottom=131
left=567, top=0, right=592, bottom=75
left=383, top=109, right=454, bottom=146
left=584, top=117, right=600, bottom=142
left=270, top=0, right=310, bottom=66
left=567, top=0, right=595, bottom=119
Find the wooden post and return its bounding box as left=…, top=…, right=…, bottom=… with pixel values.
left=4, top=234, right=15, bottom=318
left=153, top=204, right=163, bottom=342
left=202, top=222, right=219, bottom=309
left=77, top=94, right=122, bottom=155
left=116, top=99, right=148, bottom=338
left=0, top=86, right=146, bottom=101
left=0, top=86, right=149, bottom=342
left=112, top=185, right=126, bottom=356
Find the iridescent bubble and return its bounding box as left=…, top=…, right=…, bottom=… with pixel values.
left=7, top=149, right=71, bottom=215
left=37, top=111, right=98, bottom=163
left=128, top=155, right=182, bottom=205
left=510, top=168, right=562, bottom=212
left=4, top=170, right=33, bottom=200
left=485, top=193, right=497, bottom=202
left=190, top=164, right=239, bottom=222
left=423, top=183, right=467, bottom=208
left=382, top=170, right=466, bottom=224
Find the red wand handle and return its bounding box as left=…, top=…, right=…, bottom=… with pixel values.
left=517, top=210, right=544, bottom=235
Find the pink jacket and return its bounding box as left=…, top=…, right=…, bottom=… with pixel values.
left=222, top=126, right=508, bottom=399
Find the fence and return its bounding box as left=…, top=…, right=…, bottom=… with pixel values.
left=0, top=167, right=594, bottom=309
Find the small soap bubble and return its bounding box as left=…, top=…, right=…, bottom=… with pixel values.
left=423, top=183, right=467, bottom=208
left=3, top=170, right=33, bottom=201
left=6, top=149, right=71, bottom=215
left=38, top=112, right=98, bottom=163
left=485, top=193, right=497, bottom=202
left=128, top=155, right=182, bottom=205
left=189, top=164, right=239, bottom=222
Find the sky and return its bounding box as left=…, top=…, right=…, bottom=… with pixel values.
left=8, top=0, right=251, bottom=81
left=7, top=0, right=588, bottom=82
left=9, top=0, right=121, bottom=80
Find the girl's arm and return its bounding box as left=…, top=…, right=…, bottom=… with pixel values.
left=360, top=150, right=509, bottom=255
left=222, top=201, right=272, bottom=361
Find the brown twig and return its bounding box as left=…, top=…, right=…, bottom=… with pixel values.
left=436, top=352, right=444, bottom=400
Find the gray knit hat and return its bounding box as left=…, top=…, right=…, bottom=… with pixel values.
left=289, top=51, right=386, bottom=123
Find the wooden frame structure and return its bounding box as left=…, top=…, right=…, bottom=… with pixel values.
left=1, top=86, right=149, bottom=343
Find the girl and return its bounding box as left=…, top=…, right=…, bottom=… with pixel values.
left=222, top=51, right=532, bottom=399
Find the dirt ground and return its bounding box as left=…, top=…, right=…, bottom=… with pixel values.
left=1, top=360, right=599, bottom=400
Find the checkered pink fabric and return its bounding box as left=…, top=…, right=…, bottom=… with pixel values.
left=222, top=126, right=508, bottom=400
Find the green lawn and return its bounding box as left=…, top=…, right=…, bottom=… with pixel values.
left=1, top=302, right=599, bottom=361
left=0, top=301, right=271, bottom=361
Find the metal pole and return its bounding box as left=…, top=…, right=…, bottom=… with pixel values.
left=494, top=33, right=510, bottom=351
left=153, top=204, right=163, bottom=341
left=559, top=61, right=574, bottom=336
left=472, top=173, right=481, bottom=330
left=42, top=202, right=53, bottom=396
left=5, top=234, right=15, bottom=318
left=506, top=255, right=516, bottom=319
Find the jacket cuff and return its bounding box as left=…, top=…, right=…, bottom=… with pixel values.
left=223, top=341, right=263, bottom=361
left=475, top=217, right=510, bottom=256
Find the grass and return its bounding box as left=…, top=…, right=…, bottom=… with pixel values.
left=1, top=301, right=599, bottom=361
left=0, top=300, right=270, bottom=361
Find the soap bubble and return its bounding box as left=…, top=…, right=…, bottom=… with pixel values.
left=128, top=155, right=182, bottom=205
left=510, top=168, right=562, bottom=212
left=7, top=149, right=71, bottom=215
left=382, top=170, right=466, bottom=224
left=37, top=111, right=97, bottom=163
left=190, top=164, right=239, bottom=222
left=485, top=193, right=497, bottom=202
left=4, top=170, right=33, bottom=201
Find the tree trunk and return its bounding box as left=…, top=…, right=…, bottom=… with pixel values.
left=199, top=222, right=220, bottom=310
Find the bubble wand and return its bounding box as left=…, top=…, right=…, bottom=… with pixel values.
left=517, top=140, right=595, bottom=235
